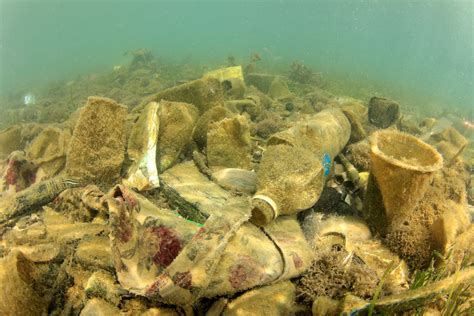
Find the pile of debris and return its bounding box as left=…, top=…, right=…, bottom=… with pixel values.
left=0, top=64, right=472, bottom=315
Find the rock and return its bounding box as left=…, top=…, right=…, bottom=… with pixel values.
left=44, top=208, right=106, bottom=244
left=65, top=96, right=128, bottom=186
left=312, top=296, right=339, bottom=316
left=339, top=294, right=369, bottom=315
left=11, top=242, right=61, bottom=263
left=223, top=281, right=300, bottom=315
left=141, top=307, right=180, bottom=316
left=251, top=113, right=284, bottom=139
left=429, top=126, right=468, bottom=164
left=85, top=271, right=122, bottom=305
left=53, top=185, right=106, bottom=222
left=75, top=236, right=114, bottom=271
left=244, top=73, right=276, bottom=94
left=80, top=298, right=120, bottom=316
left=397, top=115, right=423, bottom=135
left=0, top=250, right=48, bottom=316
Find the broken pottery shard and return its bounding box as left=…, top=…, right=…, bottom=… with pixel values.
left=431, top=201, right=470, bottom=254
left=268, top=76, right=293, bottom=100
left=308, top=214, right=372, bottom=247
left=144, top=77, right=224, bottom=114
left=192, top=106, right=233, bottom=149
left=25, top=126, right=71, bottom=178
left=206, top=115, right=252, bottom=170
left=66, top=96, right=128, bottom=186
left=157, top=100, right=198, bottom=172
left=0, top=125, right=23, bottom=159
left=211, top=168, right=257, bottom=194
left=342, top=108, right=367, bottom=144
left=124, top=102, right=160, bottom=191
left=0, top=250, right=48, bottom=316
left=0, top=175, right=81, bottom=225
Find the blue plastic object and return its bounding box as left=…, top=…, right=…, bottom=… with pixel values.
left=322, top=153, right=331, bottom=176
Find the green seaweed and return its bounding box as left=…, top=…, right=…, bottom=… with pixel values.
left=368, top=260, right=396, bottom=316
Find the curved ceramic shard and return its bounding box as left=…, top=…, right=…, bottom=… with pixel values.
left=206, top=115, right=252, bottom=170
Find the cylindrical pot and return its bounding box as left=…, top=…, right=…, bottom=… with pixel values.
left=364, top=130, right=443, bottom=235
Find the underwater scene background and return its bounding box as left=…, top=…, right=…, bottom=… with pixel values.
left=0, top=0, right=472, bottom=114
left=0, top=1, right=473, bottom=315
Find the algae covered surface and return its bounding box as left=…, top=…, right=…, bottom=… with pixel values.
left=0, top=1, right=473, bottom=315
